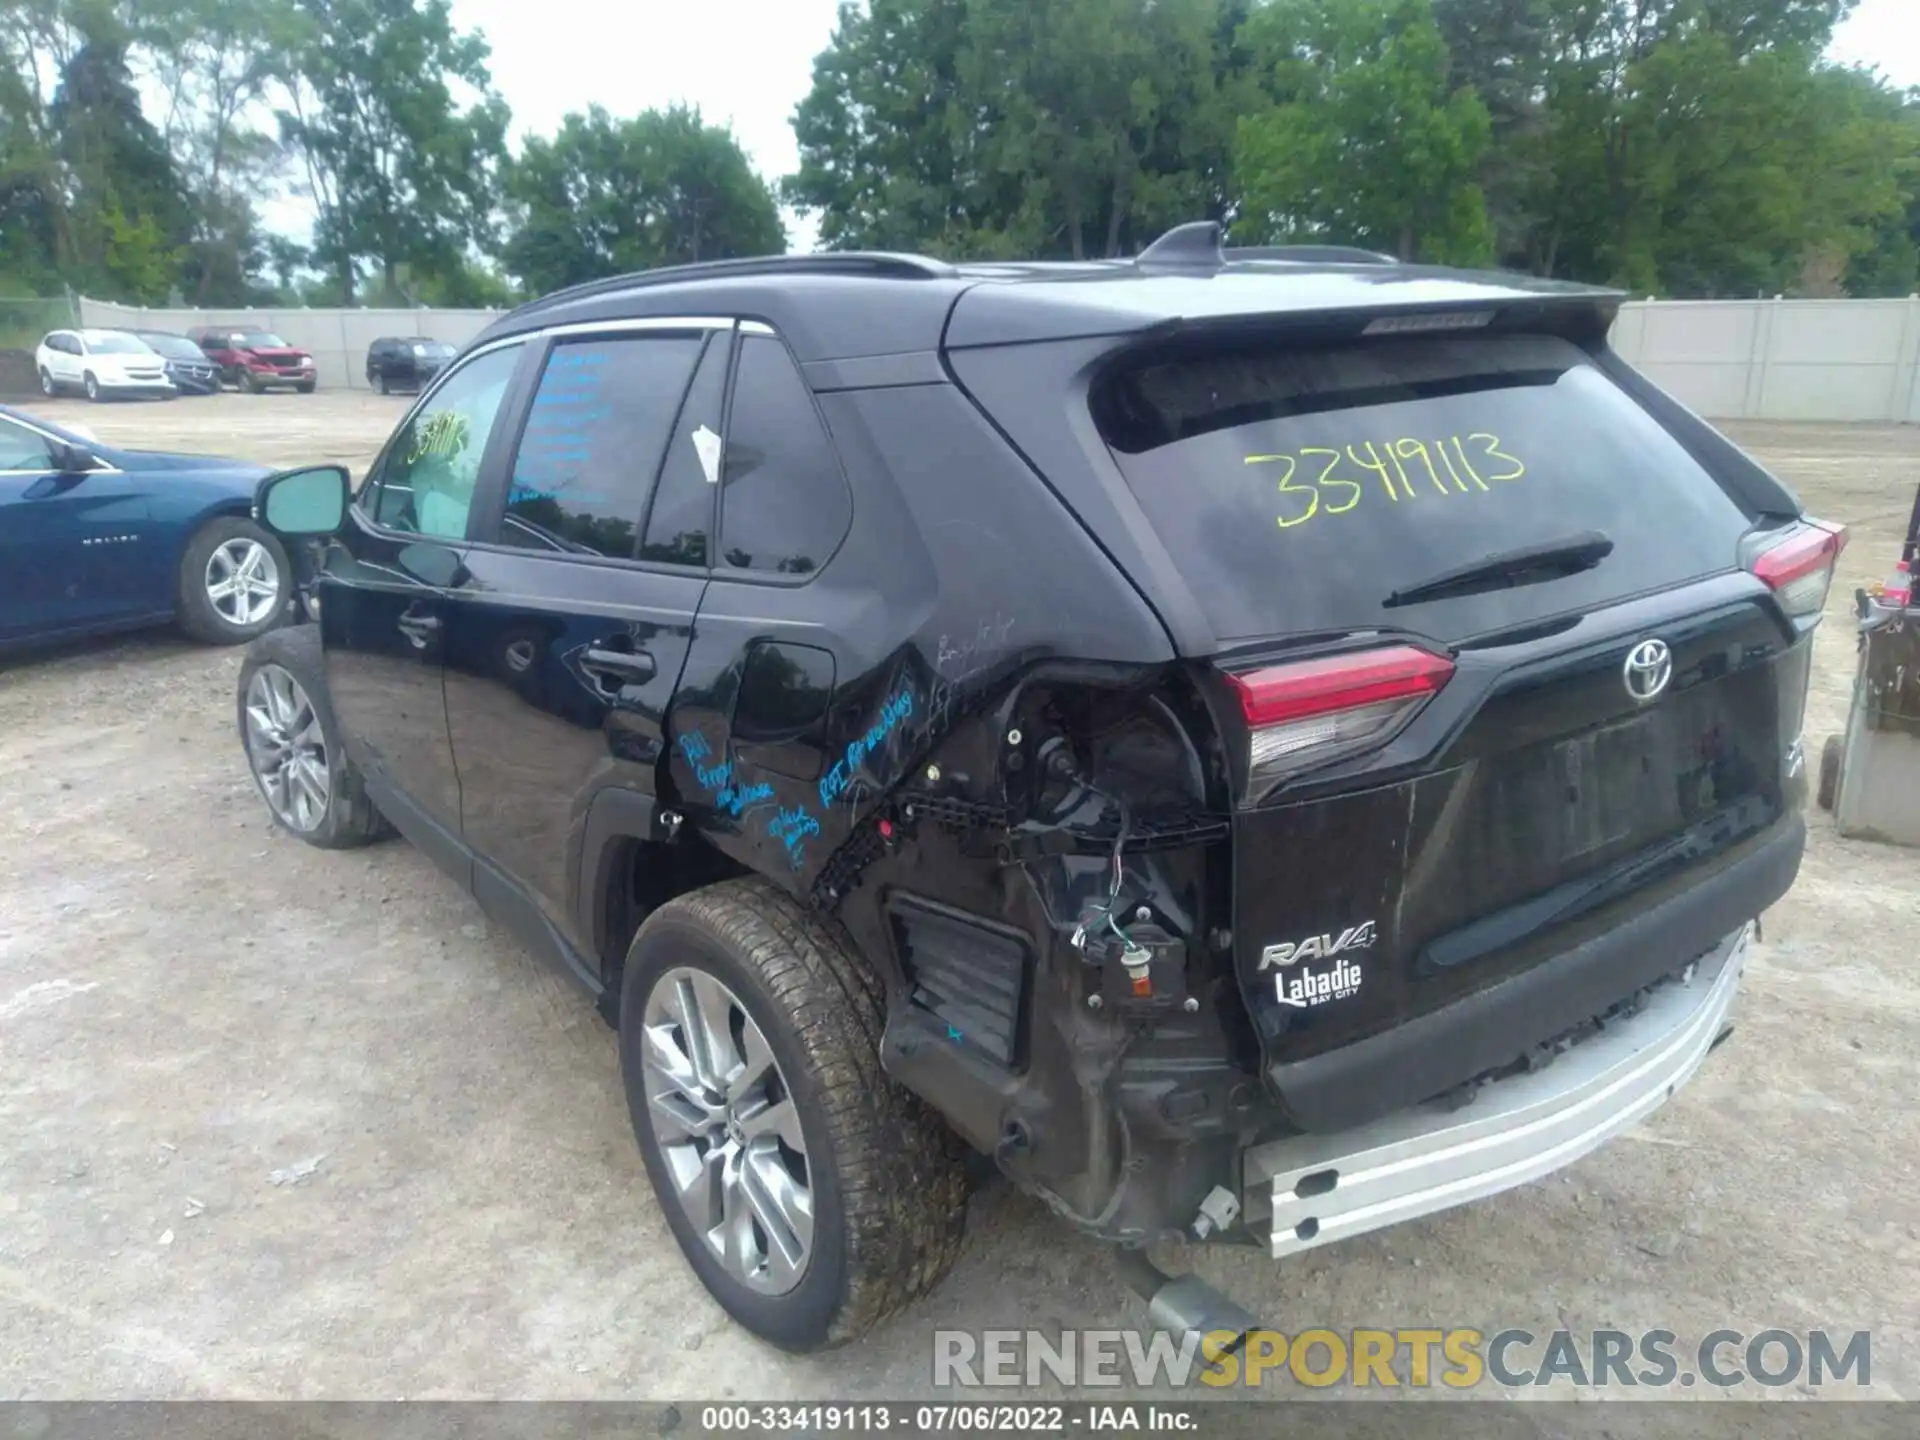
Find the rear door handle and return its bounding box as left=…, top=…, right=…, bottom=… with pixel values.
left=582, top=646, right=656, bottom=685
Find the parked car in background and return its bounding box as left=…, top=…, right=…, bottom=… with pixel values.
left=366, top=336, right=457, bottom=394
left=35, top=329, right=174, bottom=402
left=130, top=330, right=222, bottom=395
left=0, top=401, right=291, bottom=653
left=186, top=325, right=318, bottom=393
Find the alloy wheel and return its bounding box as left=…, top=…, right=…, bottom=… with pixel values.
left=641, top=967, right=814, bottom=1296
left=205, top=538, right=281, bottom=627
left=243, top=664, right=331, bottom=832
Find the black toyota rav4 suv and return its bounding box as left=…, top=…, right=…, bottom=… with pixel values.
left=238, top=224, right=1840, bottom=1352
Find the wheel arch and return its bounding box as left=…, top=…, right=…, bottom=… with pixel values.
left=572, top=785, right=751, bottom=1001
left=171, top=495, right=261, bottom=562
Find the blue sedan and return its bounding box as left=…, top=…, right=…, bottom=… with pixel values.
left=0, top=402, right=294, bottom=653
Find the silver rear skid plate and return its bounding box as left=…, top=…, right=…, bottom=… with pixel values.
left=1246, top=923, right=1750, bottom=1258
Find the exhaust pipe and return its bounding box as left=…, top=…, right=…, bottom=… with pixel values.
left=1115, top=1250, right=1260, bottom=1357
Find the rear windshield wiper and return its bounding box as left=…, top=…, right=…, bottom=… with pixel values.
left=1384, top=531, right=1614, bottom=609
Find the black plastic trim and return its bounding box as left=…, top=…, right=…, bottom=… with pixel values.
left=886, top=892, right=1034, bottom=1069
left=881, top=1007, right=1026, bottom=1154
left=803, top=352, right=948, bottom=391
left=363, top=774, right=471, bottom=890
left=573, top=786, right=659, bottom=975
left=364, top=773, right=604, bottom=1004
left=474, top=856, right=603, bottom=1000
left=1268, top=815, right=1804, bottom=1133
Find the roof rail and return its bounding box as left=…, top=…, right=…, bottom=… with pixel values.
left=506, top=251, right=960, bottom=321
left=1227, top=244, right=1398, bottom=265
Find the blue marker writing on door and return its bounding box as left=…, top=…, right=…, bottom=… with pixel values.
left=818, top=687, right=915, bottom=808
left=676, top=731, right=775, bottom=818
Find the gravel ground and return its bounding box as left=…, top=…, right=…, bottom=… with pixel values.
left=1, top=393, right=1916, bottom=1401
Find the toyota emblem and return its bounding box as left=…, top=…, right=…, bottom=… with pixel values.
left=1623, top=638, right=1673, bottom=702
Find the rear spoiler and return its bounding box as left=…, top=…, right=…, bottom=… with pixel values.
left=945, top=272, right=1625, bottom=352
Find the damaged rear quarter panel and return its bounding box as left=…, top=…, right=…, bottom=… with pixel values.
left=665, top=378, right=1173, bottom=903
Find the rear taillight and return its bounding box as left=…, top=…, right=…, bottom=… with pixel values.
left=1226, top=645, right=1455, bottom=790
left=1749, top=521, right=1847, bottom=621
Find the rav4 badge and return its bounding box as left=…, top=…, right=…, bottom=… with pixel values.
left=1259, top=920, right=1377, bottom=971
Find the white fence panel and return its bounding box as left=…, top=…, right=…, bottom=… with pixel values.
left=1621, top=300, right=1762, bottom=420
left=1610, top=296, right=1920, bottom=423
left=77, top=293, right=1920, bottom=421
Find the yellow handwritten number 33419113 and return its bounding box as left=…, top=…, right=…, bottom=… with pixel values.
left=1247, top=433, right=1526, bottom=530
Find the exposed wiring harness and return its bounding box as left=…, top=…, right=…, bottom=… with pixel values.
left=1070, top=777, right=1135, bottom=957
left=1000, top=751, right=1148, bottom=1232
left=1012, top=757, right=1136, bottom=955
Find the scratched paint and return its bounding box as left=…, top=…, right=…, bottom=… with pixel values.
left=928, top=612, right=1016, bottom=734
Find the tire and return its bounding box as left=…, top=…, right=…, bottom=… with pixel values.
left=1818, top=735, right=1843, bottom=812
left=296, top=380, right=315, bottom=394
left=619, top=879, right=969, bottom=1352
left=376, top=373, right=390, bottom=395
left=243, top=370, right=264, bottom=394
left=236, top=624, right=390, bottom=849
left=39, top=366, right=55, bottom=397
left=83, top=371, right=100, bottom=402
left=177, top=515, right=292, bottom=645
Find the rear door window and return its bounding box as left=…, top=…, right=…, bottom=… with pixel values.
left=1096, top=332, right=1753, bottom=644
left=501, top=334, right=703, bottom=559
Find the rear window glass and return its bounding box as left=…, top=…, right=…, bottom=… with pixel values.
left=1096, top=333, right=1752, bottom=644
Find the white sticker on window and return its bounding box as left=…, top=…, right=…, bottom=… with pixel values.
left=691, top=424, right=722, bottom=484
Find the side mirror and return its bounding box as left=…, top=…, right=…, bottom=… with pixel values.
left=256, top=464, right=349, bottom=537
left=51, top=441, right=95, bottom=474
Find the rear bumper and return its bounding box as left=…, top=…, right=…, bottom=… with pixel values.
left=1266, top=814, right=1802, bottom=1132
left=1245, top=921, right=1748, bottom=1258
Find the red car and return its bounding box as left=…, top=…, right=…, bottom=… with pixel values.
left=186, top=325, right=318, bottom=393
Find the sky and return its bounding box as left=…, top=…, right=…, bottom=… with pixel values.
left=260, top=0, right=1920, bottom=258
left=1827, top=0, right=1920, bottom=80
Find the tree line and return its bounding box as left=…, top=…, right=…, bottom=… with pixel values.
left=1, top=0, right=1914, bottom=310
left=0, top=0, right=787, bottom=306
left=789, top=0, right=1920, bottom=296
